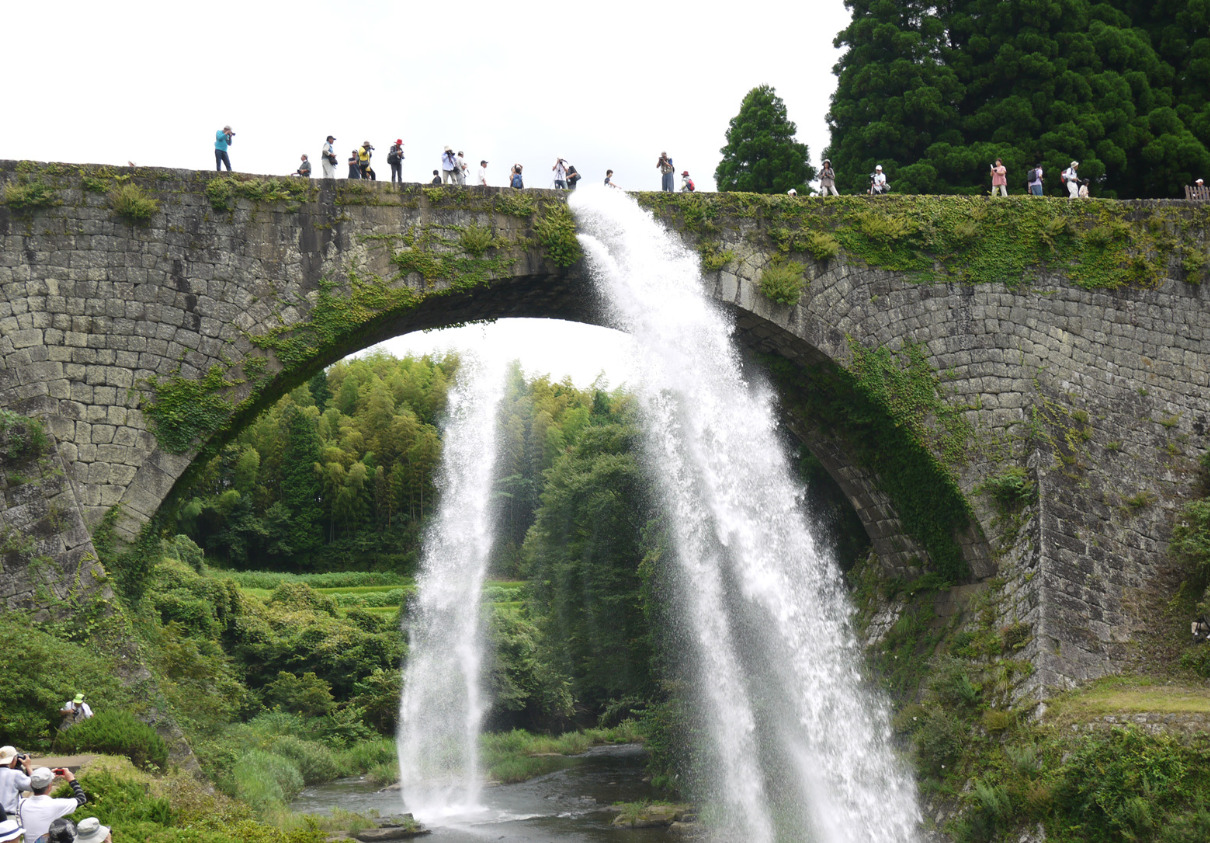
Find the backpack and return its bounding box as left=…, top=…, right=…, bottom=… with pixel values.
left=387, top=146, right=401, bottom=165
left=686, top=178, right=695, bottom=192
left=511, top=172, right=523, bottom=189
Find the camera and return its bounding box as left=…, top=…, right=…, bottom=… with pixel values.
left=17, top=754, right=28, bottom=761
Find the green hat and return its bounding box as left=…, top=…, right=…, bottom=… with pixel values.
left=73, top=693, right=85, bottom=704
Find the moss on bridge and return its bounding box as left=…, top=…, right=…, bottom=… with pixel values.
left=638, top=191, right=1210, bottom=291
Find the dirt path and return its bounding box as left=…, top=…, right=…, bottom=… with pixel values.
left=26, top=754, right=97, bottom=772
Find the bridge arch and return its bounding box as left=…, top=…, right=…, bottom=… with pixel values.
left=4, top=161, right=1210, bottom=692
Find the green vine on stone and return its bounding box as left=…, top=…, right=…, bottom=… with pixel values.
left=143, top=366, right=238, bottom=454
left=534, top=203, right=582, bottom=268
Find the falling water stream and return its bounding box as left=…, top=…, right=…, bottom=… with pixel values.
left=391, top=189, right=920, bottom=841
left=396, top=354, right=505, bottom=819
left=572, top=188, right=921, bottom=842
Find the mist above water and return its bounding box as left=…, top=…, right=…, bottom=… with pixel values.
left=572, top=187, right=920, bottom=842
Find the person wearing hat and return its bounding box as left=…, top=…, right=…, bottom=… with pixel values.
left=680, top=170, right=695, bottom=192
left=17, top=767, right=87, bottom=843
left=869, top=164, right=888, bottom=194
left=552, top=157, right=568, bottom=189
left=75, top=817, right=111, bottom=843
left=214, top=125, right=234, bottom=172
left=59, top=694, right=93, bottom=730
left=478, top=160, right=489, bottom=186
left=348, top=149, right=362, bottom=180
left=441, top=147, right=458, bottom=184
left=1062, top=160, right=1080, bottom=198
left=321, top=136, right=338, bottom=179
left=387, top=139, right=405, bottom=184
left=657, top=151, right=675, bottom=192
left=456, top=152, right=469, bottom=185
left=0, top=818, right=24, bottom=843
left=358, top=141, right=376, bottom=181
left=0, top=747, right=32, bottom=815
left=819, top=159, right=839, bottom=196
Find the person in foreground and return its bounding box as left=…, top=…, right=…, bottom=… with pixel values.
left=75, top=817, right=111, bottom=843
left=18, top=767, right=87, bottom=843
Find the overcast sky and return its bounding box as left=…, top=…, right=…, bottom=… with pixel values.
left=7, top=0, right=853, bottom=383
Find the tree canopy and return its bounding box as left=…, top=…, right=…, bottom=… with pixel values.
left=715, top=85, right=816, bottom=194
left=825, top=0, right=1210, bottom=197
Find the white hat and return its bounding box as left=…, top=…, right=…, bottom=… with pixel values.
left=76, top=817, right=112, bottom=843
left=875, top=164, right=883, bottom=170
left=0, top=746, right=17, bottom=765
left=30, top=766, right=55, bottom=790
left=1070, top=161, right=1079, bottom=167
left=787, top=188, right=797, bottom=196
left=0, top=819, right=25, bottom=842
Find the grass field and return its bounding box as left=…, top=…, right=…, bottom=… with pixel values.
left=217, top=570, right=526, bottom=617
left=1045, top=675, right=1210, bottom=724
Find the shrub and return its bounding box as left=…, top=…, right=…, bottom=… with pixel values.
left=2, top=180, right=56, bottom=212
left=803, top=230, right=840, bottom=261
left=914, top=709, right=966, bottom=777
left=759, top=261, right=806, bottom=306
left=534, top=203, right=582, bottom=267
left=267, top=735, right=341, bottom=784
left=108, top=182, right=159, bottom=222
left=261, top=671, right=335, bottom=718
left=1172, top=499, right=1210, bottom=581
left=0, top=409, right=49, bottom=466
left=73, top=768, right=172, bottom=825
left=459, top=224, right=495, bottom=256
left=1182, top=249, right=1206, bottom=284
left=979, top=466, right=1037, bottom=514
left=231, top=749, right=305, bottom=810
left=59, top=710, right=170, bottom=770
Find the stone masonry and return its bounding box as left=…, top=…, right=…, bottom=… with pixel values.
left=2, top=161, right=1209, bottom=694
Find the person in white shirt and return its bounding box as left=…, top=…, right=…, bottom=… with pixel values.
left=870, top=164, right=888, bottom=194
left=1062, top=161, right=1080, bottom=198
left=552, top=157, right=568, bottom=189
left=321, top=135, right=338, bottom=178
left=441, top=147, right=458, bottom=184
left=60, top=693, right=93, bottom=729
left=0, top=747, right=32, bottom=815
left=18, top=767, right=87, bottom=843
left=456, top=152, right=469, bottom=185
left=478, top=160, right=488, bottom=186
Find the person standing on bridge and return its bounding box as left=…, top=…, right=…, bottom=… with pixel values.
left=348, top=149, right=362, bottom=179
left=321, top=136, right=338, bottom=178
left=479, top=160, right=489, bottom=186
left=990, top=158, right=1008, bottom=197
left=1062, top=161, right=1080, bottom=198
left=442, top=147, right=458, bottom=184
left=214, top=126, right=234, bottom=172
left=1028, top=162, right=1044, bottom=196
left=388, top=140, right=405, bottom=184
left=359, top=141, right=375, bottom=180
left=294, top=155, right=312, bottom=178
left=657, top=151, right=675, bottom=192
left=819, top=159, right=839, bottom=196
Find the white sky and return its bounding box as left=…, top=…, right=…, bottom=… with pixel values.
left=7, top=0, right=853, bottom=384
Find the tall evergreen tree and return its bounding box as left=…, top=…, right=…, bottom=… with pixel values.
left=281, top=402, right=324, bottom=557
left=715, top=85, right=816, bottom=194
left=826, top=0, right=1210, bottom=197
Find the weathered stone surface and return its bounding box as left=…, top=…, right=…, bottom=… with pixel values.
left=2, top=161, right=1209, bottom=697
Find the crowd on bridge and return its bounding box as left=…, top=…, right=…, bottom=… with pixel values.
left=214, top=126, right=706, bottom=194
left=215, top=126, right=1206, bottom=199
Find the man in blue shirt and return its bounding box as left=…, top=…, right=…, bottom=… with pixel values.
left=215, top=125, right=234, bottom=171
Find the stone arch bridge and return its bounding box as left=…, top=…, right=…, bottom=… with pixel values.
left=2, top=160, right=1209, bottom=694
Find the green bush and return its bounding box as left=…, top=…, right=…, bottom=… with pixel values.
left=759, top=261, right=806, bottom=306
left=74, top=768, right=172, bottom=825
left=2, top=180, right=56, bottom=212
left=534, top=204, right=582, bottom=267
left=979, top=466, right=1037, bottom=514
left=459, top=224, right=496, bottom=256
left=108, top=181, right=159, bottom=222
left=914, top=709, right=966, bottom=777
left=261, top=671, right=336, bottom=718
left=231, top=749, right=305, bottom=810
left=267, top=735, right=341, bottom=784
left=58, top=710, right=170, bottom=770
left=0, top=409, right=50, bottom=466
left=803, top=230, right=840, bottom=261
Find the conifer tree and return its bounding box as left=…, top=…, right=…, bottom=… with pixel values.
left=715, top=85, right=815, bottom=194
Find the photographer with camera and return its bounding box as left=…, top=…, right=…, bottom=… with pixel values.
left=0, top=747, right=32, bottom=816
left=18, top=766, right=87, bottom=843
left=552, top=157, right=568, bottom=189
left=214, top=125, right=234, bottom=172
left=321, top=136, right=338, bottom=179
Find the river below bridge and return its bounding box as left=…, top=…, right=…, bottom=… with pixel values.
left=290, top=744, right=672, bottom=841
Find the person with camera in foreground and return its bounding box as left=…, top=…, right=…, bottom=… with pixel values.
left=18, top=766, right=88, bottom=843
left=0, top=747, right=32, bottom=816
